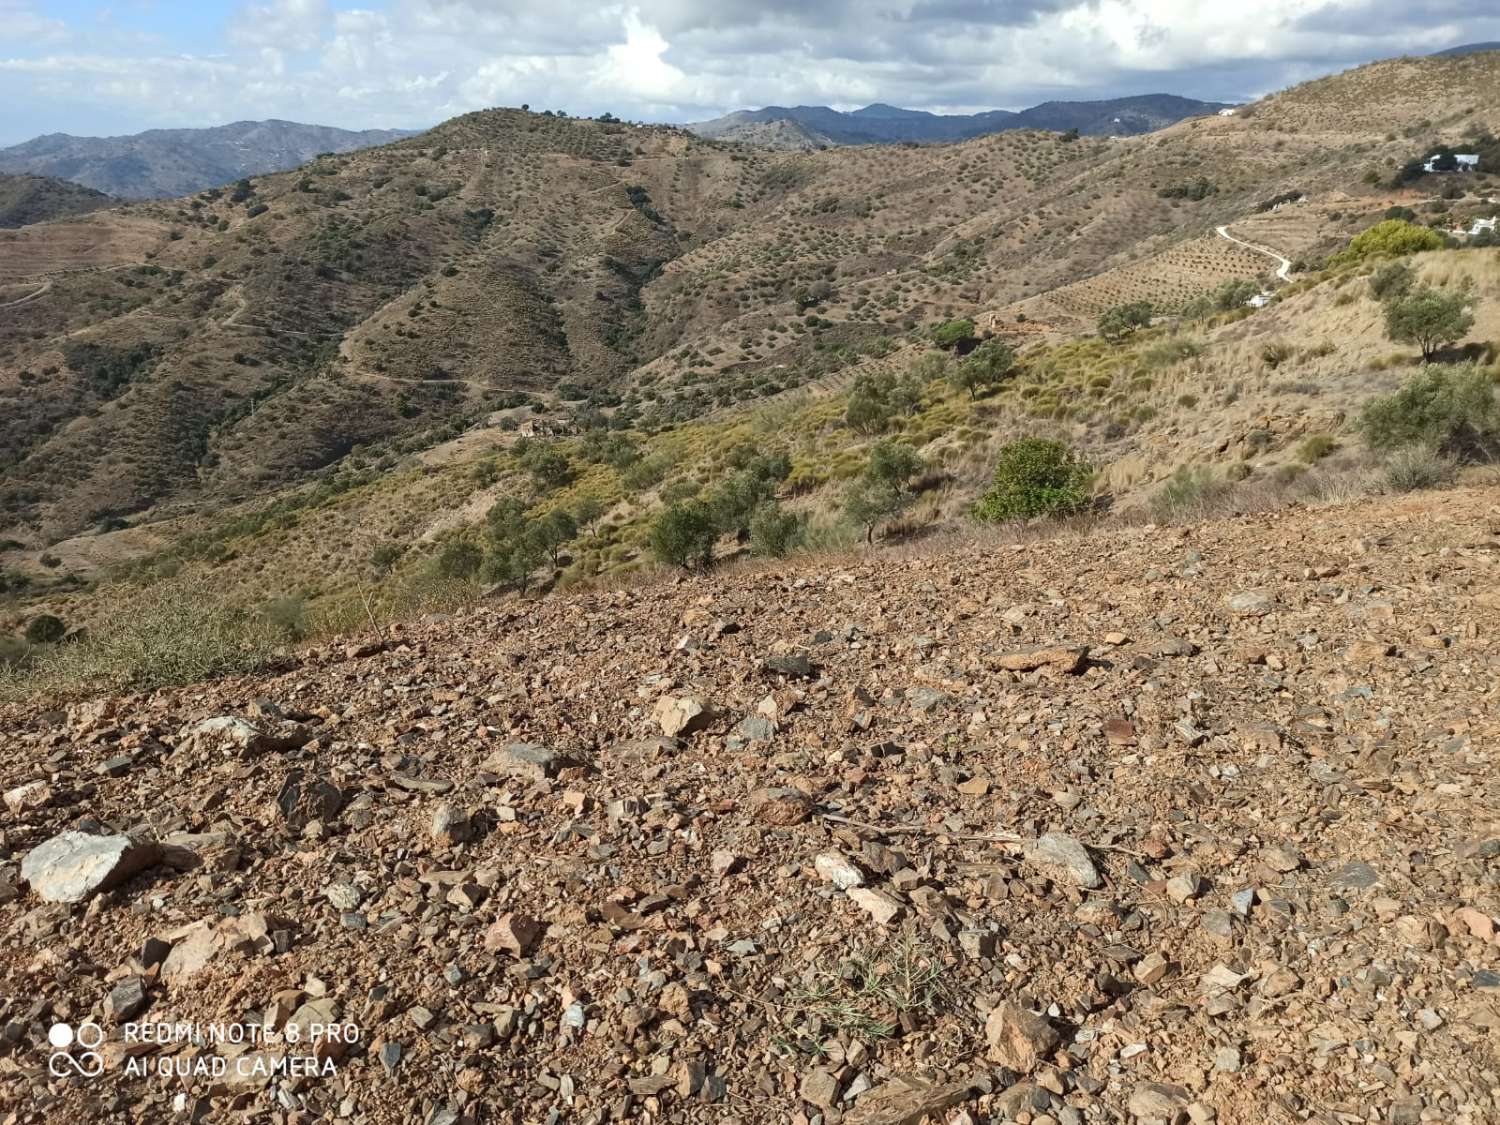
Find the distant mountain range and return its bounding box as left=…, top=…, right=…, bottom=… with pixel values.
left=1432, top=43, right=1500, bottom=57
left=689, top=95, right=1234, bottom=149
left=0, top=173, right=112, bottom=228
left=0, top=120, right=421, bottom=199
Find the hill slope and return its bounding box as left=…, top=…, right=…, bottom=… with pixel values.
left=0, top=120, right=420, bottom=198
left=1, top=50, right=1498, bottom=590
left=0, top=173, right=113, bottom=228
left=3, top=483, right=1497, bottom=1123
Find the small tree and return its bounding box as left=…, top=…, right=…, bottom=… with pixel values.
left=844, top=441, right=924, bottom=544
left=845, top=387, right=893, bottom=435
left=534, top=509, right=578, bottom=566
left=1097, top=301, right=1153, bottom=343
left=865, top=440, right=923, bottom=492
left=1383, top=284, right=1476, bottom=361
left=574, top=495, right=607, bottom=536
left=974, top=439, right=1093, bottom=522
left=843, top=479, right=906, bottom=545
left=519, top=444, right=574, bottom=489
left=950, top=339, right=1016, bottom=400
left=1368, top=261, right=1416, bottom=302
left=649, top=501, right=718, bottom=568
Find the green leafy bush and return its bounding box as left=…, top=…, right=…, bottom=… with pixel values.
left=974, top=439, right=1092, bottom=522
left=649, top=501, right=718, bottom=568
left=24, top=614, right=66, bottom=644
left=1330, top=219, right=1445, bottom=266
left=748, top=502, right=806, bottom=558
left=1360, top=364, right=1498, bottom=459
left=929, top=318, right=976, bottom=349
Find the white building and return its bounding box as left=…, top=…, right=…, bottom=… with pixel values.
left=1470, top=216, right=1498, bottom=236
left=1217, top=107, right=1237, bottom=117
left=1423, top=153, right=1480, bottom=173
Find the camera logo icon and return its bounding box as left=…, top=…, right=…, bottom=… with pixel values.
left=47, top=1022, right=105, bottom=1078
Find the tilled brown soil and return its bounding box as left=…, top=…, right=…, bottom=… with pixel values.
left=2, top=486, right=1498, bottom=1125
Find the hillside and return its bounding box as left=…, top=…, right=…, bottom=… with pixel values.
left=0, top=173, right=113, bottom=229
left=0, top=120, right=419, bottom=199
left=1, top=50, right=1500, bottom=641
left=2, top=483, right=1497, bottom=1123
left=690, top=95, right=1231, bottom=149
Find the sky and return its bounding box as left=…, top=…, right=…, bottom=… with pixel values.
left=2, top=1, right=1498, bottom=146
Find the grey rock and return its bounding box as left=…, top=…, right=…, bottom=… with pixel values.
left=105, top=976, right=149, bottom=1022
left=1025, top=833, right=1101, bottom=889
left=20, top=831, right=162, bottom=903
left=485, top=741, right=573, bottom=781
left=1226, top=591, right=1274, bottom=617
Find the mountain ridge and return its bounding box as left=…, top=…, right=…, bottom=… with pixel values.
left=0, top=119, right=423, bottom=199
left=690, top=93, right=1233, bottom=149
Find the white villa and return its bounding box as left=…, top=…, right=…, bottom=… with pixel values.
left=1470, top=216, right=1498, bottom=236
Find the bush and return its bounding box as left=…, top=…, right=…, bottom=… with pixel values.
left=370, top=542, right=404, bottom=573
left=1382, top=445, right=1458, bottom=492
left=1296, top=435, right=1339, bottom=463
left=1382, top=285, right=1477, bottom=361
left=748, top=502, right=806, bottom=558
left=1360, top=364, right=1498, bottom=459
left=1330, top=219, right=1445, bottom=266
left=1149, top=465, right=1233, bottom=520
left=974, top=439, right=1093, bottom=522
left=24, top=614, right=66, bottom=644
left=1368, top=261, right=1415, bottom=301
left=1, top=575, right=277, bottom=698
left=435, top=539, right=483, bottom=578
left=649, top=501, right=718, bottom=568
left=1260, top=341, right=1293, bottom=369
left=929, top=318, right=975, bottom=349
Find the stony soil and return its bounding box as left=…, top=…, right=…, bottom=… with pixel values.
left=2, top=485, right=1498, bottom=1125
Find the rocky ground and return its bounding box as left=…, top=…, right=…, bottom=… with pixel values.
left=1, top=485, right=1498, bottom=1125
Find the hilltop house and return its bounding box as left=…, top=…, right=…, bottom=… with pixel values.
left=1470, top=216, right=1498, bottom=236
left=1217, top=107, right=1237, bottom=117
left=1423, top=153, right=1480, bottom=173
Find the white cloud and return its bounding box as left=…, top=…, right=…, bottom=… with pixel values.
left=5, top=0, right=1500, bottom=139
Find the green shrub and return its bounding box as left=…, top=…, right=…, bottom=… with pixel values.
left=1260, top=341, right=1293, bottom=369
left=748, top=502, right=806, bottom=558
left=974, top=439, right=1093, bottom=522
left=649, top=501, right=718, bottom=568
left=259, top=597, right=307, bottom=639
left=1330, top=219, right=1445, bottom=266
left=1360, top=364, right=1499, bottom=459
left=929, top=318, right=975, bottom=349
left=24, top=614, right=66, bottom=644
left=435, top=538, right=483, bottom=578
left=1296, top=435, right=1339, bottom=463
